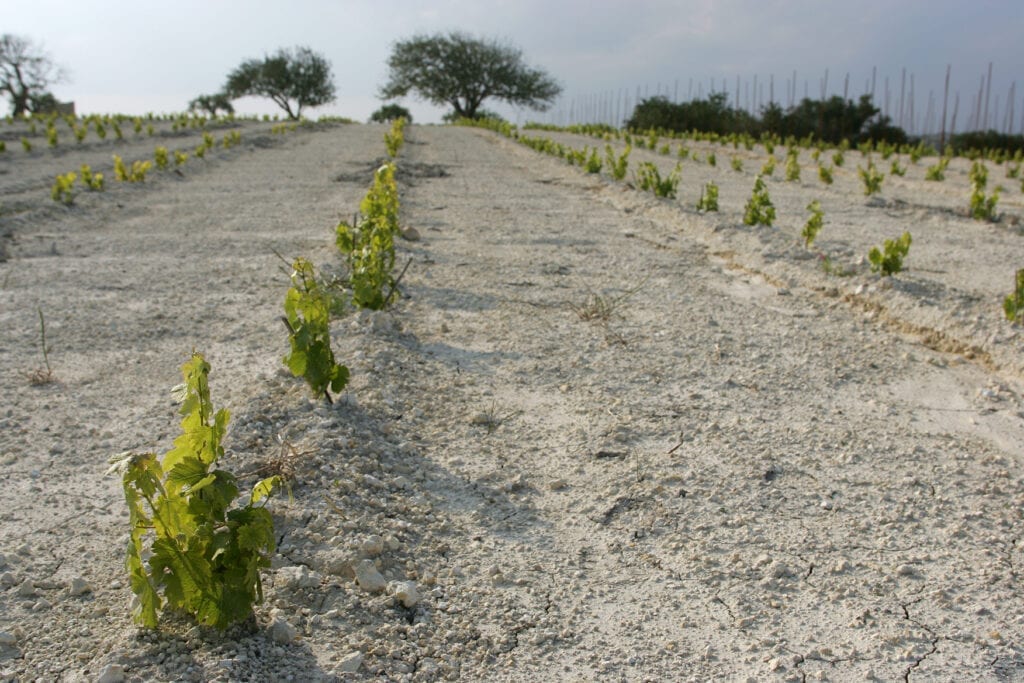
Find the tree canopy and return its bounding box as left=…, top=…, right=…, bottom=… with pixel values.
left=0, top=34, right=68, bottom=117
left=189, top=93, right=234, bottom=117
left=380, top=32, right=561, bottom=120
left=224, top=46, right=335, bottom=120
left=627, top=92, right=907, bottom=145
left=369, top=103, right=412, bottom=124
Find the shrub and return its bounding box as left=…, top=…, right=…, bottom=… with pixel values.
left=785, top=150, right=800, bottom=182
left=969, top=161, right=1000, bottom=220
left=730, top=156, right=743, bottom=172
left=80, top=164, right=104, bottom=191
left=109, top=353, right=280, bottom=630
left=50, top=171, right=76, bottom=204
left=858, top=159, right=884, bottom=195
left=154, top=146, right=169, bottom=170
left=696, top=182, right=719, bottom=212
left=760, top=155, right=776, bottom=177
left=605, top=144, right=630, bottom=180
left=282, top=258, right=350, bottom=400
left=802, top=199, right=824, bottom=247
left=868, top=232, right=912, bottom=276
left=634, top=162, right=681, bottom=198
left=743, top=176, right=775, bottom=226
left=818, top=164, right=834, bottom=185
left=925, top=157, right=949, bottom=181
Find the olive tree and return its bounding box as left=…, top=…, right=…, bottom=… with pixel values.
left=224, top=46, right=335, bottom=120
left=380, top=32, right=561, bottom=120
left=0, top=34, right=68, bottom=117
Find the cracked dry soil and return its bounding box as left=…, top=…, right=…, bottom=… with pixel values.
left=1, top=122, right=1023, bottom=681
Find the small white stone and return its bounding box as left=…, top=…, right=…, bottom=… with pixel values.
left=69, top=577, right=92, bottom=596
left=393, top=581, right=420, bottom=608
left=0, top=572, right=16, bottom=586
left=0, top=632, right=17, bottom=646
left=277, top=565, right=321, bottom=589
left=361, top=535, right=385, bottom=557
left=96, top=663, right=126, bottom=683
left=268, top=617, right=298, bottom=644
left=17, top=579, right=37, bottom=597
left=354, top=559, right=386, bottom=593
left=338, top=651, right=363, bottom=673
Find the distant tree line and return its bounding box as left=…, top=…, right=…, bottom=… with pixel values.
left=626, top=92, right=908, bottom=145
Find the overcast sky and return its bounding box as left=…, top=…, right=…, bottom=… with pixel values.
left=6, top=0, right=1024, bottom=133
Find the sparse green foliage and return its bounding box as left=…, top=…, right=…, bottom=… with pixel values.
left=80, top=164, right=104, bottom=190
left=925, top=157, right=949, bottom=181
left=785, top=150, right=800, bottom=182
left=706, top=152, right=716, bottom=167
left=606, top=144, right=630, bottom=180
left=174, top=150, right=188, bottom=166
left=336, top=163, right=401, bottom=309
left=383, top=116, right=406, bottom=158
left=282, top=258, right=350, bottom=401
left=110, top=353, right=280, bottom=630
left=46, top=125, right=57, bottom=147
left=890, top=159, right=906, bottom=176
left=868, top=231, right=912, bottom=276
left=696, top=182, right=719, bottom=212
left=1004, top=269, right=1024, bottom=323
left=818, top=164, right=834, bottom=185
left=50, top=171, right=75, bottom=204
left=113, top=155, right=152, bottom=182
left=743, top=176, right=775, bottom=226
left=730, top=156, right=743, bottom=172
left=634, top=162, right=681, bottom=198
left=760, top=154, right=776, bottom=177
left=584, top=147, right=602, bottom=173
left=969, top=161, right=1000, bottom=220
left=154, top=146, right=169, bottom=170
left=858, top=159, right=884, bottom=195
left=832, top=150, right=844, bottom=167
left=802, top=199, right=824, bottom=247
left=20, top=136, right=31, bottom=152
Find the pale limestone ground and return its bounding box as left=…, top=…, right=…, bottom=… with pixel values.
left=0, top=122, right=1021, bottom=681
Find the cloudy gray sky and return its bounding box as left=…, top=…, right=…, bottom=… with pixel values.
left=6, top=0, right=1024, bottom=134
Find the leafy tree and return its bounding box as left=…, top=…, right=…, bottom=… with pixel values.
left=369, top=103, right=412, bottom=123
left=224, top=46, right=335, bottom=120
left=189, top=93, right=235, bottom=117
left=380, top=32, right=561, bottom=120
left=0, top=34, right=68, bottom=117
left=627, top=92, right=757, bottom=135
